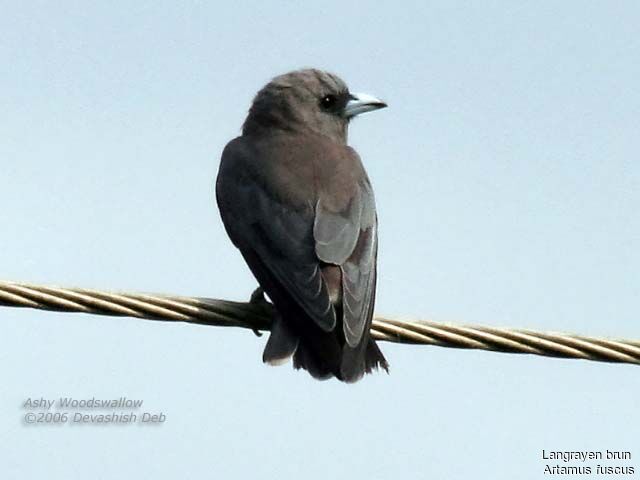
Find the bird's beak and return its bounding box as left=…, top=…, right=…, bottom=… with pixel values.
left=343, top=92, right=387, bottom=118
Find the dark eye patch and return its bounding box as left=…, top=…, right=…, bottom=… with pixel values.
left=319, top=90, right=350, bottom=113
left=320, top=94, right=337, bottom=109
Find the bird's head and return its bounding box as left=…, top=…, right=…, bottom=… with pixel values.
left=242, top=69, right=387, bottom=143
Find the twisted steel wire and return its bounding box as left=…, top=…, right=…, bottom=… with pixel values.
left=1, top=280, right=639, bottom=365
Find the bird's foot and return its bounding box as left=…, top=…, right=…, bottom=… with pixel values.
left=249, top=287, right=270, bottom=336
left=250, top=287, right=272, bottom=306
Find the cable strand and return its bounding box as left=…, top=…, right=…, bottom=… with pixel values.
left=1, top=280, right=638, bottom=365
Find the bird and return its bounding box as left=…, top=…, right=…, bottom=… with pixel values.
left=216, top=68, right=388, bottom=382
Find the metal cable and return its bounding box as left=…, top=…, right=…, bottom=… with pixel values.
left=1, top=280, right=639, bottom=365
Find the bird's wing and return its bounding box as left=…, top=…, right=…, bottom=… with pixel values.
left=217, top=138, right=376, bottom=343
left=247, top=184, right=337, bottom=331
left=314, top=177, right=377, bottom=347
left=217, top=139, right=336, bottom=332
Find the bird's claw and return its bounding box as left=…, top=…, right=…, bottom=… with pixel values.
left=250, top=287, right=268, bottom=305
left=249, top=287, right=269, bottom=336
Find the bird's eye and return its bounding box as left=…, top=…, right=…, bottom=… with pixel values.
left=320, top=94, right=337, bottom=110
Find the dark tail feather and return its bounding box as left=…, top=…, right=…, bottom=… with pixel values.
left=293, top=342, right=336, bottom=380
left=263, top=315, right=299, bottom=365
left=365, top=338, right=389, bottom=374
left=340, top=338, right=389, bottom=383
left=293, top=338, right=388, bottom=383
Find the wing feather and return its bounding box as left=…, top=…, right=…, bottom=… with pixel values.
left=312, top=180, right=377, bottom=347
left=221, top=170, right=336, bottom=332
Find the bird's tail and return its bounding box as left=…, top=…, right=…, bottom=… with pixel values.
left=262, top=315, right=299, bottom=366
left=339, top=338, right=389, bottom=383
left=365, top=338, right=389, bottom=374
left=291, top=337, right=388, bottom=383
left=264, top=315, right=343, bottom=380
left=292, top=341, right=336, bottom=380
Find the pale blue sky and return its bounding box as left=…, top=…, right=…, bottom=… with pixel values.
left=1, top=1, right=638, bottom=479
